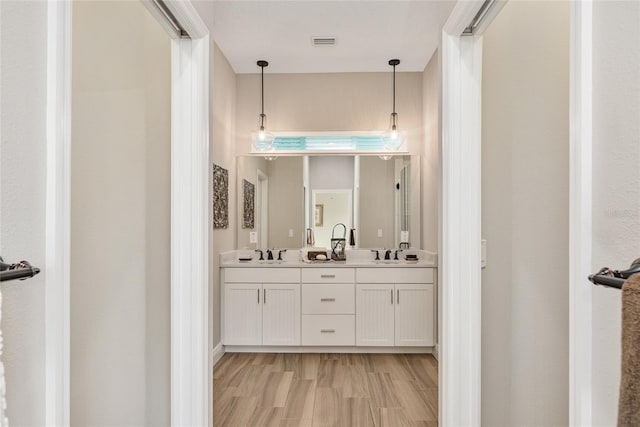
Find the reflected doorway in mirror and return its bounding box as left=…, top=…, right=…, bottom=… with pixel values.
left=315, top=204, right=324, bottom=227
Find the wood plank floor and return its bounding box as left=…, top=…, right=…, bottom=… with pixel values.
left=213, top=353, right=438, bottom=427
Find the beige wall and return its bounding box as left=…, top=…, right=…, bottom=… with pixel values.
left=71, top=1, right=171, bottom=425
left=235, top=72, right=423, bottom=155
left=591, top=2, right=640, bottom=424
left=0, top=1, right=47, bottom=425
left=481, top=2, right=569, bottom=426
left=422, top=51, right=439, bottom=253
left=211, top=43, right=237, bottom=346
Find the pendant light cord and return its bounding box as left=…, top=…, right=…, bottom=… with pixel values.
left=392, top=63, right=396, bottom=115
left=388, top=59, right=400, bottom=128
left=257, top=60, right=268, bottom=128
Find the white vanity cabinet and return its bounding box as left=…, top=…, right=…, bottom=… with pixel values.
left=301, top=268, right=355, bottom=346
left=221, top=263, right=435, bottom=351
left=356, top=268, right=434, bottom=347
left=223, top=268, right=301, bottom=346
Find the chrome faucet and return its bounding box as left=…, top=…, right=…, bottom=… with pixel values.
left=278, top=249, right=287, bottom=261
left=266, top=249, right=274, bottom=260
left=371, top=249, right=380, bottom=261
left=384, top=249, right=392, bottom=260
left=394, top=249, right=402, bottom=261
left=254, top=249, right=264, bottom=260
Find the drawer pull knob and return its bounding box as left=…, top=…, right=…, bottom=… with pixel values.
left=320, top=298, right=336, bottom=302
left=320, top=329, right=336, bottom=333
left=320, top=274, right=336, bottom=278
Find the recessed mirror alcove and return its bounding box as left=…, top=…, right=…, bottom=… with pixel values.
left=235, top=154, right=420, bottom=249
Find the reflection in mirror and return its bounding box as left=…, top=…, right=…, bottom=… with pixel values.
left=357, top=156, right=416, bottom=248
left=236, top=154, right=419, bottom=250
left=236, top=156, right=303, bottom=249
left=312, top=190, right=352, bottom=248
left=306, top=156, right=354, bottom=248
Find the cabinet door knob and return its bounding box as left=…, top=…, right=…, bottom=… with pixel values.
left=257, top=288, right=260, bottom=303
left=397, top=289, right=400, bottom=304
left=320, top=329, right=336, bottom=333
left=320, top=274, right=336, bottom=278
left=320, top=298, right=336, bottom=302
left=391, top=289, right=394, bottom=304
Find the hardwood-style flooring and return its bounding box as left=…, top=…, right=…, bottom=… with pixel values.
left=213, top=353, right=438, bottom=426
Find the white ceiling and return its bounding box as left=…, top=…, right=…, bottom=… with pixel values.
left=212, top=1, right=457, bottom=74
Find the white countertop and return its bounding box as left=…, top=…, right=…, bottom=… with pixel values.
left=220, top=249, right=437, bottom=268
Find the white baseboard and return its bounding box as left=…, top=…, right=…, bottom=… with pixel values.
left=224, top=345, right=434, bottom=354
left=211, top=342, right=225, bottom=367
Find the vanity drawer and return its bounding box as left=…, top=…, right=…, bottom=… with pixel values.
left=301, top=315, right=355, bottom=346
left=301, top=268, right=355, bottom=283
left=302, top=284, right=355, bottom=314
left=356, top=268, right=433, bottom=284
left=224, top=268, right=300, bottom=283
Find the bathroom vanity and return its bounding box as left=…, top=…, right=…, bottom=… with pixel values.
left=220, top=250, right=436, bottom=353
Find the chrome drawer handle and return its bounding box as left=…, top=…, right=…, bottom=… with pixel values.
left=320, top=274, right=336, bottom=278
left=320, top=298, right=336, bottom=302
left=320, top=329, right=336, bottom=333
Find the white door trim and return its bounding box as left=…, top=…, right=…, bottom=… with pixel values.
left=440, top=31, right=483, bottom=427
left=439, top=1, right=503, bottom=425
left=45, top=1, right=71, bottom=425
left=162, top=2, right=211, bottom=426
left=569, top=1, right=593, bottom=425
left=44, top=1, right=212, bottom=426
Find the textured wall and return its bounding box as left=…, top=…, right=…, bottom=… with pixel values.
left=591, top=2, right=640, bottom=425
left=481, top=1, right=570, bottom=425
left=0, top=1, right=47, bottom=425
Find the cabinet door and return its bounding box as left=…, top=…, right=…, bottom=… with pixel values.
left=355, top=283, right=395, bottom=346
left=224, top=283, right=262, bottom=345
left=262, top=283, right=301, bottom=346
left=394, top=283, right=434, bottom=346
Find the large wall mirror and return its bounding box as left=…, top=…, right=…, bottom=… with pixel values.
left=236, top=155, right=421, bottom=249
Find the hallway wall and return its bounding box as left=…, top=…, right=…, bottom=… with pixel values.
left=591, top=2, right=640, bottom=424
left=481, top=1, right=570, bottom=425
left=0, top=1, right=47, bottom=425
left=71, top=2, right=171, bottom=425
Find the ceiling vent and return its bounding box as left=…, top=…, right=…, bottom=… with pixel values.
left=312, top=37, right=336, bottom=46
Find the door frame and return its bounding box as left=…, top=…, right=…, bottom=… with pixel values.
left=569, top=1, right=593, bottom=425
left=44, top=1, right=211, bottom=426
left=46, top=1, right=597, bottom=426
left=439, top=1, right=504, bottom=424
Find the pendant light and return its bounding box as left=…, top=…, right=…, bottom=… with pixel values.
left=257, top=60, right=269, bottom=141
left=388, top=58, right=400, bottom=140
